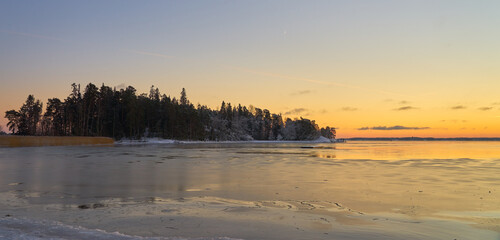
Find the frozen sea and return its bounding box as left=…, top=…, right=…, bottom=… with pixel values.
left=0, top=141, right=499, bottom=240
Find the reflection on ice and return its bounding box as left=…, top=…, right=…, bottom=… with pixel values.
left=0, top=141, right=499, bottom=239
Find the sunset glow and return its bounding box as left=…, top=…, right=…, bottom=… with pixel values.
left=1, top=1, right=499, bottom=138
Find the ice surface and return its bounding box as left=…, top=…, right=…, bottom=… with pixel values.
left=0, top=217, right=241, bottom=240
left=1, top=141, right=499, bottom=239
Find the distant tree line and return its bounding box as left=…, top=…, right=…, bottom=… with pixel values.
left=4, top=83, right=336, bottom=141
left=0, top=125, right=6, bottom=135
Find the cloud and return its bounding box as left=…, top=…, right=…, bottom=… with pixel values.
left=441, top=119, right=468, bottom=123
left=451, top=105, right=466, bottom=110
left=394, top=106, right=418, bottom=111
left=385, top=99, right=411, bottom=104
left=478, top=107, right=492, bottom=111
left=0, top=29, right=66, bottom=42
left=222, top=65, right=405, bottom=97
left=122, top=49, right=174, bottom=59
left=492, top=102, right=500, bottom=105
left=284, top=108, right=307, bottom=115
left=290, top=90, right=313, bottom=96
left=358, top=125, right=430, bottom=130
left=341, top=107, right=358, bottom=111
left=0, top=30, right=177, bottom=63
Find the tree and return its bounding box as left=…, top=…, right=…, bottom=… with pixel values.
left=281, top=118, right=297, bottom=140
left=82, top=83, right=99, bottom=136
left=270, top=114, right=284, bottom=140
left=65, top=83, right=82, bottom=135
left=15, top=95, right=43, bottom=135
left=3, top=83, right=336, bottom=140
left=320, top=127, right=336, bottom=139
left=97, top=84, right=115, bottom=137
left=149, top=85, right=160, bottom=102
left=43, top=98, right=65, bottom=136
left=5, top=110, right=20, bottom=134
left=4, top=95, right=43, bottom=135
left=220, top=101, right=226, bottom=115
left=180, top=88, right=189, bottom=105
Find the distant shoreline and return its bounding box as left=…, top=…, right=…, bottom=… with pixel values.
left=115, top=136, right=338, bottom=145
left=0, top=136, right=114, bottom=147
left=0, top=135, right=339, bottom=147
left=2, top=135, right=499, bottom=148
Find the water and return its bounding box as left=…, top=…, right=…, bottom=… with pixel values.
left=0, top=141, right=499, bottom=239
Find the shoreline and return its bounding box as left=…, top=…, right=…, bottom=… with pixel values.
left=0, top=135, right=338, bottom=147
left=346, top=137, right=500, bottom=141
left=0, top=136, right=114, bottom=147
left=115, top=136, right=337, bottom=145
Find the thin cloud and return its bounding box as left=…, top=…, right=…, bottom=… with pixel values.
left=394, top=106, right=418, bottom=111
left=0, top=30, right=176, bottom=61
left=478, top=107, right=492, bottom=111
left=0, top=29, right=66, bottom=42
left=451, top=105, right=467, bottom=110
left=358, top=125, right=430, bottom=130
left=122, top=49, right=174, bottom=59
left=290, top=90, right=313, bottom=96
left=284, top=108, right=307, bottom=115
left=222, top=65, right=406, bottom=97
left=341, top=107, right=358, bottom=111
left=441, top=119, right=468, bottom=123
left=385, top=99, right=410, bottom=104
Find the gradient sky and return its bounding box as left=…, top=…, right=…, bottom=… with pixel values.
left=1, top=0, right=500, bottom=138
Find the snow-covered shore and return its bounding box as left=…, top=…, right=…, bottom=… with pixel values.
left=116, top=136, right=336, bottom=145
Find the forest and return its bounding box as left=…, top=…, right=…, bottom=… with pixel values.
left=4, top=83, right=336, bottom=141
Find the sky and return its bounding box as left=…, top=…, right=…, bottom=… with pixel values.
left=1, top=0, right=500, bottom=138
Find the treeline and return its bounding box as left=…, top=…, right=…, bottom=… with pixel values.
left=4, top=83, right=336, bottom=141
left=348, top=137, right=500, bottom=141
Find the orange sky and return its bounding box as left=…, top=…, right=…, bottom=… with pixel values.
left=1, top=1, right=500, bottom=138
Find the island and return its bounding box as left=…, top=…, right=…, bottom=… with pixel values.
left=4, top=83, right=337, bottom=145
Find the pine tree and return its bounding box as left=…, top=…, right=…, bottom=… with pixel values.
left=5, top=110, right=20, bottom=134
left=180, top=88, right=189, bottom=105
